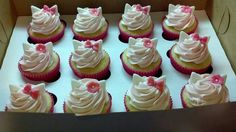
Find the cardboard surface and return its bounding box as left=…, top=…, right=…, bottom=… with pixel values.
left=0, top=11, right=235, bottom=113
left=206, top=0, right=236, bottom=73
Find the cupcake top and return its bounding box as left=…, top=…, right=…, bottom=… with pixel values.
left=121, top=4, right=152, bottom=31
left=174, top=31, right=210, bottom=64
left=7, top=83, right=50, bottom=112
left=19, top=42, right=54, bottom=73
left=71, top=39, right=104, bottom=68
left=73, top=7, right=106, bottom=34
left=165, top=4, right=196, bottom=31
left=126, top=37, right=160, bottom=68
left=127, top=74, right=171, bottom=111
left=30, top=5, right=61, bottom=35
left=184, top=72, right=229, bottom=106
left=66, top=79, right=110, bottom=116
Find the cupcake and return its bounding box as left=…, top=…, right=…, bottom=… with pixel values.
left=72, top=7, right=108, bottom=41
left=124, top=74, right=172, bottom=112
left=28, top=5, right=66, bottom=43
left=18, top=42, right=60, bottom=82
left=181, top=72, right=229, bottom=108
left=120, top=37, right=162, bottom=76
left=118, top=4, right=154, bottom=42
left=162, top=4, right=198, bottom=40
left=64, top=79, right=112, bottom=116
left=5, top=83, right=56, bottom=113
left=168, top=31, right=211, bottom=74
left=69, top=39, right=110, bottom=80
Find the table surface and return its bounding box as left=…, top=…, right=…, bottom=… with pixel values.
left=0, top=11, right=235, bottom=113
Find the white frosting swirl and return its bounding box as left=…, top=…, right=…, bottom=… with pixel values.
left=165, top=4, right=196, bottom=30
left=127, top=74, right=171, bottom=110
left=174, top=32, right=210, bottom=64
left=66, top=79, right=110, bottom=116
left=7, top=83, right=49, bottom=112
left=71, top=39, right=104, bottom=68
left=185, top=72, right=229, bottom=106
left=126, top=37, right=160, bottom=68
left=121, top=4, right=152, bottom=31
left=73, top=7, right=106, bottom=34
left=30, top=5, right=61, bottom=35
left=19, top=42, right=54, bottom=73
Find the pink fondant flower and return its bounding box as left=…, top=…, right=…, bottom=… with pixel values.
left=36, top=44, right=46, bottom=53
left=181, top=6, right=192, bottom=13
left=143, top=38, right=154, bottom=48
left=89, top=8, right=100, bottom=16
left=86, top=81, right=100, bottom=93
left=210, top=74, right=224, bottom=85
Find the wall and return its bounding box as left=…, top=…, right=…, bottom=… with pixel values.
left=206, top=0, right=236, bottom=73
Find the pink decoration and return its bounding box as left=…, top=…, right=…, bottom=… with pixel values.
left=210, top=74, right=224, bottom=85
left=181, top=6, right=192, bottom=13
left=147, top=77, right=164, bottom=92
left=135, top=4, right=149, bottom=15
left=84, top=40, right=99, bottom=52
left=89, top=8, right=100, bottom=16
left=43, top=5, right=56, bottom=15
left=36, top=44, right=46, bottom=53
left=143, top=38, right=154, bottom=48
left=86, top=81, right=100, bottom=93
left=23, top=84, right=39, bottom=99
left=191, top=33, right=208, bottom=44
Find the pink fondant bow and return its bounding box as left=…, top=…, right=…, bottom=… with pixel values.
left=23, top=84, right=39, bottom=99
left=181, top=6, right=192, bottom=13
left=147, top=77, right=164, bottom=93
left=85, top=40, right=99, bottom=52
left=135, top=4, right=149, bottom=14
left=191, top=33, right=208, bottom=44
left=43, top=5, right=57, bottom=15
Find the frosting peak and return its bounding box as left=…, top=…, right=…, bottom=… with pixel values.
left=127, top=74, right=171, bottom=110
left=30, top=5, right=61, bottom=35
left=127, top=37, right=160, bottom=68
left=71, top=39, right=104, bottom=68
left=165, top=4, right=196, bottom=30
left=185, top=72, right=229, bottom=106
left=67, top=79, right=109, bottom=116
left=7, top=83, right=49, bottom=112
left=19, top=42, right=54, bottom=73
left=73, top=7, right=106, bottom=34
left=174, top=31, right=210, bottom=64
left=121, top=4, right=152, bottom=31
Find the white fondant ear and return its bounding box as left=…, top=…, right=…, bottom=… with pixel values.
left=191, top=6, right=195, bottom=13
left=77, top=7, right=84, bottom=13
left=45, top=42, right=53, bottom=53
left=128, top=37, right=136, bottom=46
left=145, top=5, right=151, bottom=13
left=51, top=5, right=58, bottom=14
left=97, top=39, right=103, bottom=45
left=124, top=3, right=131, bottom=13
left=9, top=85, right=19, bottom=93
left=97, top=7, right=102, bottom=15
left=73, top=39, right=83, bottom=50
left=221, top=74, right=227, bottom=84
left=71, top=79, right=82, bottom=90
left=189, top=72, right=202, bottom=84
left=31, top=6, right=41, bottom=14
left=158, top=75, right=166, bottom=82
left=132, top=74, right=144, bottom=85
left=151, top=38, right=158, bottom=47
left=99, top=80, right=106, bottom=90
left=35, top=83, right=46, bottom=93
left=22, top=42, right=32, bottom=51
left=168, top=4, right=176, bottom=13
left=179, top=31, right=189, bottom=43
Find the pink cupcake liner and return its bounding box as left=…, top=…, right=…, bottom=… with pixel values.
left=63, top=93, right=112, bottom=114
left=124, top=93, right=173, bottom=112
left=18, top=55, right=60, bottom=82
left=161, top=16, right=198, bottom=40
left=118, top=20, right=154, bottom=42
left=69, top=55, right=110, bottom=80
left=71, top=20, right=109, bottom=41
left=169, top=49, right=211, bottom=75
left=120, top=53, right=162, bottom=76
left=180, top=86, right=188, bottom=108
left=28, top=20, right=66, bottom=43
left=5, top=92, right=55, bottom=113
